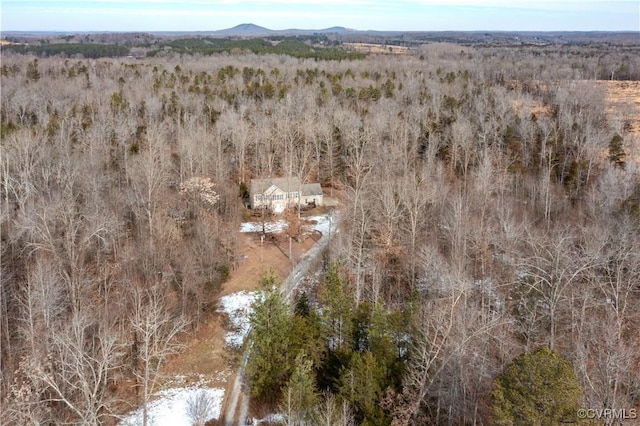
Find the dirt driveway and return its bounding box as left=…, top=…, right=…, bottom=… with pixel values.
left=162, top=215, right=329, bottom=392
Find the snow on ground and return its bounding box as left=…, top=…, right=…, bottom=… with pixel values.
left=240, top=213, right=336, bottom=235
left=304, top=214, right=335, bottom=235
left=122, top=215, right=337, bottom=426
left=252, top=413, right=285, bottom=425
left=164, top=372, right=230, bottom=388
left=240, top=220, right=288, bottom=233
left=120, top=386, right=224, bottom=426
left=218, top=291, right=261, bottom=348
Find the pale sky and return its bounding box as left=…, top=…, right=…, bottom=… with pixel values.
left=1, top=0, right=639, bottom=32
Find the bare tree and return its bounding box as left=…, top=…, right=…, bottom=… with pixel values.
left=129, top=122, right=170, bottom=249
left=312, top=392, right=356, bottom=426
left=399, top=169, right=434, bottom=286
left=22, top=308, right=122, bottom=425
left=573, top=224, right=640, bottom=413
left=517, top=231, right=596, bottom=349
left=399, top=292, right=463, bottom=423
left=186, top=390, right=218, bottom=426
left=130, top=285, right=189, bottom=426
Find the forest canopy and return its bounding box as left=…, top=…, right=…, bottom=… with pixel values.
left=1, top=43, right=130, bottom=58
left=147, top=37, right=366, bottom=60
left=1, top=38, right=639, bottom=425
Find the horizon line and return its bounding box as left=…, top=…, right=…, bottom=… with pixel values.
left=3, top=27, right=639, bottom=34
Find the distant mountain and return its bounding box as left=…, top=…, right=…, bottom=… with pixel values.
left=209, top=24, right=357, bottom=37
left=212, top=23, right=275, bottom=37
left=322, top=27, right=353, bottom=34
left=279, top=26, right=355, bottom=35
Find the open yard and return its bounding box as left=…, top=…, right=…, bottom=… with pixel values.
left=145, top=212, right=334, bottom=424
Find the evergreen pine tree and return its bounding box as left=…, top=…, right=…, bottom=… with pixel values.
left=608, top=133, right=626, bottom=169
left=279, top=352, right=319, bottom=425
left=339, top=351, right=388, bottom=426
left=246, top=272, right=295, bottom=403
left=491, top=347, right=582, bottom=425
left=319, top=263, right=354, bottom=352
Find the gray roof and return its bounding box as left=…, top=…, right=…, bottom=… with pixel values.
left=250, top=177, right=322, bottom=196
left=250, top=177, right=301, bottom=194
left=301, top=183, right=322, bottom=196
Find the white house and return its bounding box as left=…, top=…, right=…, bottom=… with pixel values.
left=249, top=177, right=323, bottom=213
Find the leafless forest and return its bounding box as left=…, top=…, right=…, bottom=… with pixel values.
left=1, top=41, right=640, bottom=425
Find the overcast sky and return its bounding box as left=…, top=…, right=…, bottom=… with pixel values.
left=2, top=0, right=639, bottom=32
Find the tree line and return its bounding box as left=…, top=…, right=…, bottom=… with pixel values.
left=1, top=43, right=130, bottom=59
left=147, top=38, right=366, bottom=61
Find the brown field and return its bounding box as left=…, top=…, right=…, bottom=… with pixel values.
left=599, top=80, right=640, bottom=134
left=600, top=80, right=640, bottom=166
left=511, top=80, right=640, bottom=135
left=0, top=40, right=26, bottom=46
left=512, top=79, right=640, bottom=148
left=344, top=42, right=410, bottom=55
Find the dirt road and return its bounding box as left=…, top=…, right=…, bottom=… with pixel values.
left=223, top=213, right=338, bottom=425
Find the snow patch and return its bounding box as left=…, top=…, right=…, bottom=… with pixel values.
left=218, top=291, right=261, bottom=348
left=252, top=413, right=285, bottom=425
left=239, top=213, right=336, bottom=236
left=474, top=278, right=505, bottom=313
left=304, top=214, right=334, bottom=235
left=240, top=220, right=287, bottom=233
left=164, top=373, right=213, bottom=388
left=120, top=387, right=224, bottom=426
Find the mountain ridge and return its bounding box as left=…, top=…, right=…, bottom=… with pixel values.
left=210, top=23, right=355, bottom=37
